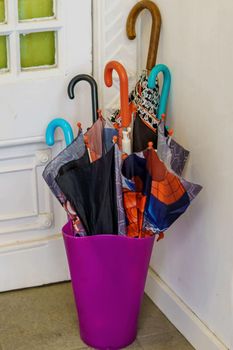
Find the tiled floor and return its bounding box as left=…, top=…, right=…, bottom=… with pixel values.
left=0, top=282, right=193, bottom=350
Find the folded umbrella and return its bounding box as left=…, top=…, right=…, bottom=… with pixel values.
left=56, top=144, right=119, bottom=236
left=69, top=72, right=127, bottom=235
left=122, top=142, right=202, bottom=238
left=43, top=75, right=105, bottom=206
left=43, top=118, right=88, bottom=235
left=132, top=63, right=171, bottom=152
left=43, top=118, right=79, bottom=204
left=148, top=66, right=190, bottom=176
left=127, top=0, right=162, bottom=151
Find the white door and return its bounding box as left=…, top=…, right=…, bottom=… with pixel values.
left=0, top=0, right=92, bottom=291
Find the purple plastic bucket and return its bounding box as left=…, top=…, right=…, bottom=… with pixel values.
left=62, top=221, right=155, bottom=350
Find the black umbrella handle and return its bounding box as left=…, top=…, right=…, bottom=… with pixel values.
left=67, top=74, right=99, bottom=123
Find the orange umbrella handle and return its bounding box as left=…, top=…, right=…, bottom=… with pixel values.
left=104, top=61, right=131, bottom=128
left=126, top=0, right=161, bottom=72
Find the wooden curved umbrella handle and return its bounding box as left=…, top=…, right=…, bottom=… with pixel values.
left=126, top=0, right=161, bottom=72
left=148, top=64, right=171, bottom=119
left=104, top=61, right=131, bottom=128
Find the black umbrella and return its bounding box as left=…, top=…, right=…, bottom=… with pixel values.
left=55, top=145, right=119, bottom=236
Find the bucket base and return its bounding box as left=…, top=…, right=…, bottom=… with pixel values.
left=81, top=332, right=136, bottom=350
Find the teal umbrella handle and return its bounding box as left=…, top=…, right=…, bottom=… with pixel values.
left=45, top=118, right=74, bottom=146
left=148, top=64, right=171, bottom=119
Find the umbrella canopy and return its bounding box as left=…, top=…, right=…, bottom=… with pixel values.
left=55, top=144, right=119, bottom=236
left=122, top=143, right=202, bottom=237
left=132, top=64, right=171, bottom=152
left=43, top=118, right=87, bottom=235
left=148, top=66, right=189, bottom=177
left=103, top=117, right=118, bottom=152
left=157, top=119, right=190, bottom=177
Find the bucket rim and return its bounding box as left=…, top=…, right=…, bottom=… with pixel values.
left=62, top=222, right=155, bottom=242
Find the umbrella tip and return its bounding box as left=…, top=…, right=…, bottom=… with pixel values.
left=165, top=125, right=174, bottom=136
left=77, top=122, right=82, bottom=129
left=157, top=232, right=164, bottom=241
left=168, top=128, right=174, bottom=136
left=161, top=113, right=166, bottom=121
left=84, top=135, right=89, bottom=145
left=148, top=141, right=153, bottom=149
left=97, top=109, right=103, bottom=120
left=112, top=135, right=118, bottom=144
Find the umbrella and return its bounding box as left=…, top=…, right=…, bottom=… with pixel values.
left=43, top=74, right=108, bottom=234
left=123, top=0, right=162, bottom=151
left=55, top=144, right=120, bottom=236
left=43, top=118, right=88, bottom=235
left=104, top=60, right=134, bottom=234
left=67, top=71, right=126, bottom=235
left=122, top=142, right=202, bottom=238
left=131, top=63, right=171, bottom=152
left=43, top=118, right=89, bottom=205
left=148, top=65, right=190, bottom=176
left=44, top=76, right=105, bottom=198
left=44, top=70, right=126, bottom=236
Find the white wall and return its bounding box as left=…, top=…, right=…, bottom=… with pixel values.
left=141, top=1, right=233, bottom=348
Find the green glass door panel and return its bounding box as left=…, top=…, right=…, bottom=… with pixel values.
left=0, top=0, right=5, bottom=23
left=18, top=0, right=54, bottom=21
left=0, top=35, right=7, bottom=69
left=20, top=31, right=56, bottom=69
